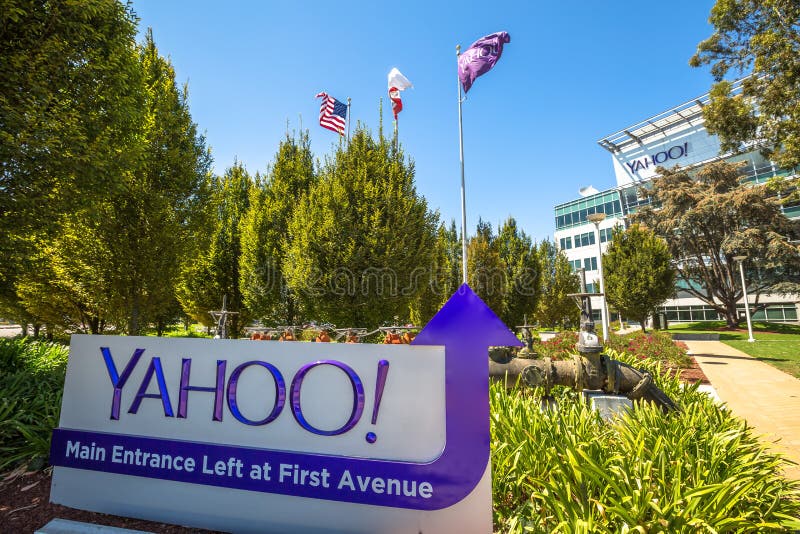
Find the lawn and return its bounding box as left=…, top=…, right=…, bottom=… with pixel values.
left=668, top=321, right=800, bottom=378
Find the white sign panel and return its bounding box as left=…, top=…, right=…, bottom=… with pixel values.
left=50, top=286, right=520, bottom=533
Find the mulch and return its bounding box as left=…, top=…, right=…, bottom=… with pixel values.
left=0, top=467, right=222, bottom=534
left=671, top=355, right=711, bottom=385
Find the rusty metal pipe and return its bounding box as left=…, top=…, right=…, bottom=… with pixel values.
left=489, top=354, right=677, bottom=412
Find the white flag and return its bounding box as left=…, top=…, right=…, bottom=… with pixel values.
left=387, top=68, right=413, bottom=91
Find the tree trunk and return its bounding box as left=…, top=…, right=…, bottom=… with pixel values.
left=33, top=323, right=40, bottom=337
left=725, top=302, right=740, bottom=329
left=89, top=316, right=100, bottom=335
left=286, top=296, right=296, bottom=327
left=156, top=318, right=165, bottom=337
left=45, top=324, right=53, bottom=341
left=639, top=315, right=648, bottom=333
left=128, top=295, right=140, bottom=336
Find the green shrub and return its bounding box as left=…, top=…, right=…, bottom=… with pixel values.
left=490, top=354, right=800, bottom=532
left=537, top=331, right=579, bottom=360
left=606, top=330, right=692, bottom=368
left=0, top=338, right=68, bottom=470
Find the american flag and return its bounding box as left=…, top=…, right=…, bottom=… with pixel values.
left=315, top=92, right=347, bottom=135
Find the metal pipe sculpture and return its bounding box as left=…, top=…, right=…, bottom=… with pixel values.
left=489, top=269, right=677, bottom=412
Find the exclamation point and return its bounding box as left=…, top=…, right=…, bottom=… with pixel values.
left=365, top=359, right=390, bottom=443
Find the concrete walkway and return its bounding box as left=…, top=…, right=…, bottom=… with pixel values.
left=0, top=324, right=22, bottom=338
left=684, top=340, right=800, bottom=481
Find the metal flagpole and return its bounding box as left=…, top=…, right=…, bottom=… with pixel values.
left=456, top=44, right=468, bottom=284
left=394, top=118, right=398, bottom=152
left=346, top=97, right=352, bottom=143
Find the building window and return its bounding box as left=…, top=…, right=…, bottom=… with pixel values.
left=554, top=191, right=623, bottom=231
left=660, top=303, right=798, bottom=323
left=559, top=236, right=572, bottom=250
left=600, top=228, right=615, bottom=243
left=572, top=231, right=597, bottom=248
left=583, top=257, right=598, bottom=271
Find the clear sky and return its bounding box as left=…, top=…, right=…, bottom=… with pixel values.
left=131, top=0, right=718, bottom=243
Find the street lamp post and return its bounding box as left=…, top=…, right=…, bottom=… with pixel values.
left=587, top=213, right=609, bottom=341
left=732, top=255, right=756, bottom=343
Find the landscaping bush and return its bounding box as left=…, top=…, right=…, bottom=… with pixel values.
left=491, top=351, right=800, bottom=532
left=605, top=330, right=692, bottom=368
left=537, top=331, right=579, bottom=360
left=0, top=338, right=68, bottom=470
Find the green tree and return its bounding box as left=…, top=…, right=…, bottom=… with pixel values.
left=409, top=220, right=460, bottom=326
left=15, top=217, right=114, bottom=334
left=536, top=240, right=579, bottom=329
left=0, top=0, right=141, bottom=331
left=634, top=161, right=800, bottom=328
left=10, top=29, right=211, bottom=336
left=496, top=217, right=541, bottom=328
left=177, top=163, right=253, bottom=335
left=603, top=225, right=676, bottom=332
left=109, top=30, right=212, bottom=335
left=284, top=126, right=438, bottom=328
left=240, top=131, right=315, bottom=325
left=691, top=0, right=800, bottom=169
left=467, top=230, right=504, bottom=315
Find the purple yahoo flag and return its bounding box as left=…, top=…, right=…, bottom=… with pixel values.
left=458, top=31, right=511, bottom=93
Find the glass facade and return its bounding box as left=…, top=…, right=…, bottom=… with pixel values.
left=554, top=190, right=623, bottom=231
left=662, top=303, right=798, bottom=323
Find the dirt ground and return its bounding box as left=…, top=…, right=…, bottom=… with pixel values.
left=672, top=355, right=710, bottom=384
left=0, top=467, right=221, bottom=533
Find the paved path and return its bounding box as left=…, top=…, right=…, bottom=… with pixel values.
left=0, top=324, right=22, bottom=338
left=684, top=340, right=800, bottom=481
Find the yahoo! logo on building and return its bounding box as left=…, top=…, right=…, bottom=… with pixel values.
left=625, top=142, right=689, bottom=173
left=102, top=347, right=390, bottom=441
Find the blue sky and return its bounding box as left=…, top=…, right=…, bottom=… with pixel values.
left=132, top=0, right=719, bottom=242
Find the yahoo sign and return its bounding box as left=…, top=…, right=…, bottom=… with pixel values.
left=50, top=285, right=521, bottom=532
left=625, top=142, right=690, bottom=174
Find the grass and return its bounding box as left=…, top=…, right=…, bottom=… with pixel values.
left=667, top=321, right=800, bottom=379
left=143, top=322, right=212, bottom=338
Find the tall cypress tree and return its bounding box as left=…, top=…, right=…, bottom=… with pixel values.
left=496, top=217, right=541, bottom=327
left=536, top=240, right=580, bottom=329
left=0, top=0, right=142, bottom=332
left=240, top=131, right=315, bottom=325
left=109, top=30, right=212, bottom=335
left=178, top=163, right=253, bottom=335
left=284, top=126, right=438, bottom=328
left=12, top=29, right=211, bottom=335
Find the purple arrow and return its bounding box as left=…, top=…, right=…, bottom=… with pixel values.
left=409, top=283, right=523, bottom=504
left=50, top=284, right=521, bottom=510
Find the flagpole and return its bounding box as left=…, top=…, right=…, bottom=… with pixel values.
left=346, top=97, right=352, bottom=143
left=394, top=118, right=398, bottom=152
left=456, top=44, right=468, bottom=285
